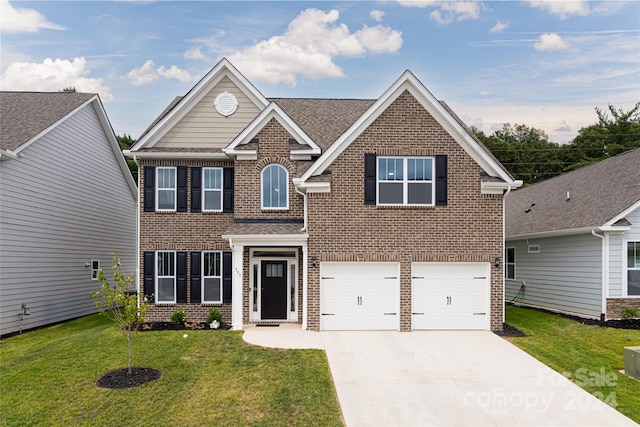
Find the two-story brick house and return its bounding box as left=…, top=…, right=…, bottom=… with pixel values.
left=126, top=59, right=521, bottom=332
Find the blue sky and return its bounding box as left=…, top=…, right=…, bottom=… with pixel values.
left=1, top=1, right=639, bottom=143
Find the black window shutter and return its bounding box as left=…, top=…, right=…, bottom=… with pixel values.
left=190, top=252, right=201, bottom=303
left=191, top=167, right=202, bottom=213
left=143, top=166, right=155, bottom=212
left=364, top=153, right=377, bottom=205
left=143, top=251, right=155, bottom=303
left=176, top=252, right=187, bottom=303
left=177, top=166, right=188, bottom=212
left=435, top=155, right=448, bottom=206
left=223, top=251, right=232, bottom=303
left=223, top=168, right=234, bottom=213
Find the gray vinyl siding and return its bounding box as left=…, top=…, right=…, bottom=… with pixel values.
left=505, top=233, right=602, bottom=318
left=0, top=103, right=136, bottom=336
left=155, top=76, right=261, bottom=149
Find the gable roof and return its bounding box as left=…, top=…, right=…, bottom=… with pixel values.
left=506, top=148, right=640, bottom=238
left=299, top=70, right=518, bottom=188
left=129, top=58, right=268, bottom=151
left=1, top=91, right=94, bottom=152
left=0, top=91, right=137, bottom=197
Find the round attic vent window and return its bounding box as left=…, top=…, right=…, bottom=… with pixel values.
left=214, top=91, right=238, bottom=116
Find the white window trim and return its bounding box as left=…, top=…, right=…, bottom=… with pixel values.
left=623, top=240, right=640, bottom=298
left=202, top=167, right=223, bottom=213
left=505, top=247, right=516, bottom=280
left=261, top=164, right=289, bottom=210
left=528, top=244, right=540, bottom=254
left=376, top=156, right=435, bottom=206
left=91, top=259, right=100, bottom=280
left=249, top=248, right=298, bottom=322
left=202, top=251, right=223, bottom=304
left=156, top=166, right=177, bottom=212
left=156, top=250, right=176, bottom=304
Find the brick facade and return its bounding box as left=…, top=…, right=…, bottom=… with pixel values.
left=306, top=91, right=504, bottom=331
left=137, top=88, right=507, bottom=332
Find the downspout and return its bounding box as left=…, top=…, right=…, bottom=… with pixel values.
left=591, top=230, right=607, bottom=321
left=501, top=185, right=513, bottom=324
left=134, top=155, right=141, bottom=309
left=294, top=184, right=308, bottom=329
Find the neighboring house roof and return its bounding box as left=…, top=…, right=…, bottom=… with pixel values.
left=0, top=91, right=94, bottom=151
left=0, top=91, right=137, bottom=198
left=506, top=148, right=640, bottom=238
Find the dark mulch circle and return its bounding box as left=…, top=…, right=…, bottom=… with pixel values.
left=96, top=367, right=162, bottom=389
left=495, top=324, right=527, bottom=337
left=138, top=321, right=232, bottom=332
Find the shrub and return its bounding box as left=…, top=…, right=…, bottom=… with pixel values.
left=206, top=308, right=222, bottom=324
left=620, top=307, right=640, bottom=319
left=171, top=309, right=186, bottom=325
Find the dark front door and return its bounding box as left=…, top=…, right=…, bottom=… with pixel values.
left=261, top=261, right=288, bottom=320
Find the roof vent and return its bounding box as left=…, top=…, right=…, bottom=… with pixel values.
left=214, top=91, right=238, bottom=117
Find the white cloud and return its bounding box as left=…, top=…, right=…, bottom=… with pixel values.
left=370, top=10, right=385, bottom=22
left=0, top=57, right=113, bottom=101
left=184, top=46, right=206, bottom=60
left=534, top=33, right=571, bottom=52
left=125, top=60, right=192, bottom=86
left=227, top=8, right=403, bottom=87
left=489, top=21, right=509, bottom=33
left=395, top=1, right=481, bottom=24
left=526, top=0, right=591, bottom=19
left=0, top=0, right=64, bottom=33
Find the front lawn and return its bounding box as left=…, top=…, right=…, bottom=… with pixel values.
left=0, top=315, right=343, bottom=426
left=506, top=305, right=640, bottom=423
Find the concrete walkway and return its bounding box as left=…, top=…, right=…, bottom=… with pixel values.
left=243, top=327, right=638, bottom=427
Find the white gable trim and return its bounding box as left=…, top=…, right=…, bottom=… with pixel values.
left=224, top=102, right=321, bottom=157
left=130, top=58, right=269, bottom=151
left=604, top=199, right=640, bottom=227
left=300, top=70, right=515, bottom=184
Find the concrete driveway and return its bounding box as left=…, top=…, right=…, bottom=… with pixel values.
left=243, top=328, right=638, bottom=427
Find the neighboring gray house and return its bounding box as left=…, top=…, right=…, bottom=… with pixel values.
left=505, top=148, right=640, bottom=320
left=0, top=92, right=137, bottom=336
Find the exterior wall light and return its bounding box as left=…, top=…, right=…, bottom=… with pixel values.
left=311, top=256, right=318, bottom=267
left=495, top=257, right=501, bottom=268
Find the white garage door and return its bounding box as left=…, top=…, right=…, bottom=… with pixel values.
left=320, top=262, right=400, bottom=331
left=412, top=263, right=490, bottom=330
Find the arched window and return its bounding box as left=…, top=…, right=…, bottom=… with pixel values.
left=261, top=164, right=288, bottom=209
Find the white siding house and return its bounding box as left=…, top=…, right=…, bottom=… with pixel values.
left=505, top=148, right=640, bottom=320
left=0, top=92, right=137, bottom=336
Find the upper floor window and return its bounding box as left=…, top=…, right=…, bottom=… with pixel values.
left=156, top=167, right=176, bottom=211
left=261, top=164, right=288, bottom=209
left=627, top=242, right=640, bottom=296
left=203, top=168, right=223, bottom=212
left=377, top=157, right=434, bottom=206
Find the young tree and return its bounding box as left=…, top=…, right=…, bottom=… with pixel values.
left=117, top=134, right=138, bottom=181
left=91, top=255, right=151, bottom=375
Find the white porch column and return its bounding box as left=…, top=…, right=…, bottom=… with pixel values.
left=231, top=243, right=244, bottom=330
left=302, top=243, right=308, bottom=330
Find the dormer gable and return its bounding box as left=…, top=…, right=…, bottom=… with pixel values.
left=224, top=102, right=321, bottom=161
left=129, top=58, right=269, bottom=156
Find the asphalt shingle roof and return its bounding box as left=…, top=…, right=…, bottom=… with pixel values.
left=505, top=148, right=640, bottom=237
left=0, top=91, right=95, bottom=151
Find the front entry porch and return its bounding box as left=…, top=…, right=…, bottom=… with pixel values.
left=222, top=221, right=309, bottom=330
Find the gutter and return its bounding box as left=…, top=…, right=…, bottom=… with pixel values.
left=134, top=155, right=142, bottom=308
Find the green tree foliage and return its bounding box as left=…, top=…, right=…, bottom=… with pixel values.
left=475, top=103, right=640, bottom=185
left=91, top=255, right=152, bottom=375
left=474, top=124, right=565, bottom=185
left=61, top=87, right=76, bottom=92
left=117, top=134, right=138, bottom=182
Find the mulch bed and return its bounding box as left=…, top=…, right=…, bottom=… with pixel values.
left=138, top=321, right=232, bottom=331
left=495, top=323, right=527, bottom=337
left=95, top=367, right=162, bottom=389
left=509, top=304, right=640, bottom=330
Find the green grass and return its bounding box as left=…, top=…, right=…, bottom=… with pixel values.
left=0, top=315, right=343, bottom=427
left=506, top=305, right=640, bottom=423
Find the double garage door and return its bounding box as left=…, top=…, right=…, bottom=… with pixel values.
left=320, top=262, right=490, bottom=331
